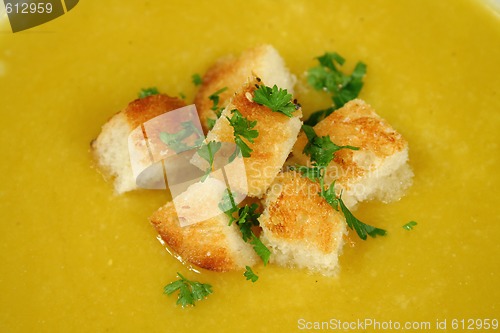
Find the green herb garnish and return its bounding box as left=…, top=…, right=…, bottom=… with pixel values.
left=403, top=221, right=418, bottom=231
left=192, top=73, right=203, bottom=86
left=302, top=125, right=358, bottom=166
left=159, top=121, right=204, bottom=152
left=197, top=141, right=222, bottom=181
left=339, top=196, right=387, bottom=240
left=296, top=164, right=387, bottom=240
left=209, top=87, right=227, bottom=111
left=244, top=266, right=259, bottom=282
left=304, top=106, right=335, bottom=127
left=253, top=84, right=297, bottom=117
left=219, top=188, right=271, bottom=265
left=206, top=118, right=216, bottom=130
left=138, top=87, right=160, bottom=99
left=226, top=109, right=258, bottom=160
left=305, top=52, right=366, bottom=126
left=218, top=188, right=238, bottom=223
left=163, top=272, right=213, bottom=307
left=207, top=87, right=228, bottom=130
left=249, top=235, right=271, bottom=265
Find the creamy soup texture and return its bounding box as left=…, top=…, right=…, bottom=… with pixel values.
left=0, top=0, right=499, bottom=332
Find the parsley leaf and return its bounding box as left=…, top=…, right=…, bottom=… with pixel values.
left=159, top=121, right=204, bottom=152
left=197, top=141, right=222, bottom=181
left=305, top=52, right=367, bottom=126
left=303, top=106, right=335, bottom=126
left=339, top=197, right=387, bottom=240
left=138, top=87, right=159, bottom=98
left=321, top=180, right=339, bottom=211
left=192, top=73, right=203, bottom=86
left=253, top=84, right=296, bottom=117
left=302, top=125, right=358, bottom=167
left=403, top=221, right=418, bottom=231
left=250, top=235, right=271, bottom=265
left=207, top=87, right=228, bottom=130
left=163, top=272, right=213, bottom=307
left=292, top=164, right=324, bottom=183
left=218, top=189, right=270, bottom=264
left=219, top=188, right=238, bottom=224
left=295, top=165, right=386, bottom=240
left=226, top=109, right=258, bottom=160
left=236, top=203, right=260, bottom=242
left=244, top=266, right=259, bottom=282
left=209, top=87, right=227, bottom=111
left=206, top=118, right=216, bottom=130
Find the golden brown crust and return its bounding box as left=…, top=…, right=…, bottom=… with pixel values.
left=123, top=94, right=187, bottom=129
left=194, top=55, right=238, bottom=133
left=261, top=171, right=345, bottom=254
left=150, top=202, right=241, bottom=272
left=194, top=45, right=296, bottom=133
left=292, top=99, right=407, bottom=185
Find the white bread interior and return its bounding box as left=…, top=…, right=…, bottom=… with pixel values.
left=91, top=95, right=186, bottom=194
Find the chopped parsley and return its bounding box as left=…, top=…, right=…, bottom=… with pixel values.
left=218, top=188, right=238, bottom=223
left=192, top=73, right=203, bottom=86
left=249, top=236, right=271, bottom=265
left=295, top=164, right=387, bottom=240
left=296, top=123, right=385, bottom=241
left=305, top=52, right=366, bottom=126
left=403, top=221, right=418, bottom=230
left=339, top=196, right=387, bottom=240
left=207, top=87, right=228, bottom=129
left=196, top=141, right=222, bottom=181
left=219, top=188, right=271, bottom=265
left=163, top=272, right=213, bottom=307
left=159, top=121, right=204, bottom=152
left=206, top=118, right=216, bottom=130
left=138, top=87, right=160, bottom=99
left=302, top=125, right=358, bottom=166
left=226, top=109, right=259, bottom=160
left=253, top=84, right=297, bottom=117
left=209, top=87, right=227, bottom=111
left=244, top=266, right=259, bottom=282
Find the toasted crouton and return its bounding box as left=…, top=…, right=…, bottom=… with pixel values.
left=200, top=78, right=302, bottom=198
left=289, top=99, right=413, bottom=209
left=91, top=94, right=186, bottom=194
left=194, top=45, right=296, bottom=133
left=150, top=201, right=259, bottom=272
left=259, top=171, right=347, bottom=276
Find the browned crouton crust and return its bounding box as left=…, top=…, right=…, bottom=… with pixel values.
left=150, top=202, right=259, bottom=272
left=194, top=45, right=296, bottom=133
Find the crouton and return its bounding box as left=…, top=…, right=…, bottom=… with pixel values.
left=289, top=99, right=413, bottom=209
left=259, top=171, right=347, bottom=276
left=194, top=44, right=296, bottom=133
left=91, top=94, right=186, bottom=194
left=150, top=200, right=259, bottom=272
left=200, top=78, right=302, bottom=198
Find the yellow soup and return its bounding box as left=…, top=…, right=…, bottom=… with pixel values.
left=0, top=1, right=499, bottom=332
